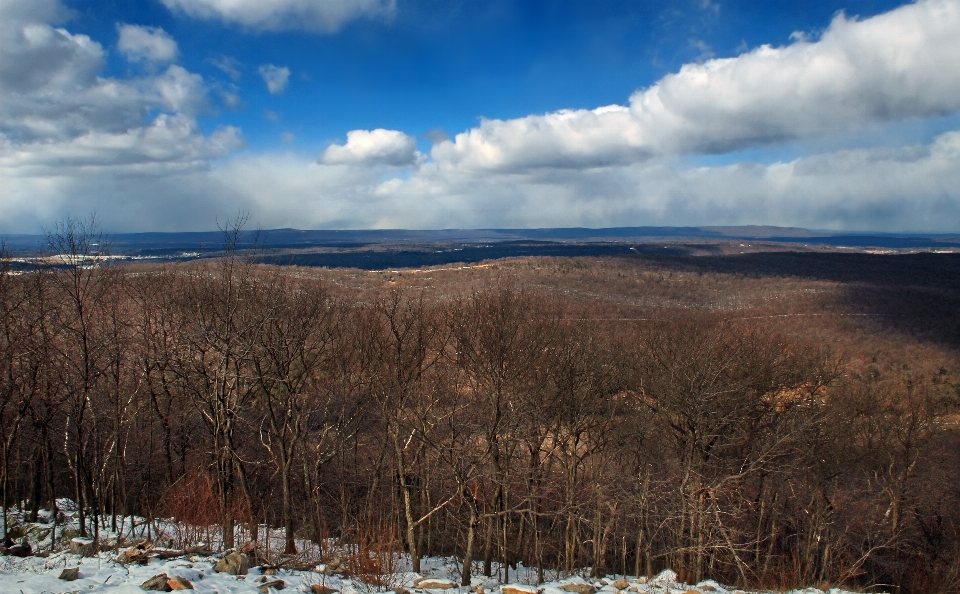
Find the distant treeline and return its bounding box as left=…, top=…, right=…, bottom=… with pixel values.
left=258, top=242, right=692, bottom=270
left=1, top=221, right=958, bottom=593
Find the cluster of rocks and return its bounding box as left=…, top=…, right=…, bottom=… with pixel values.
left=550, top=572, right=730, bottom=594
left=405, top=571, right=734, bottom=594
left=141, top=573, right=195, bottom=591
left=128, top=541, right=291, bottom=592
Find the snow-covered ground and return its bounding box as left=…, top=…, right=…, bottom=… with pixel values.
left=0, top=505, right=874, bottom=594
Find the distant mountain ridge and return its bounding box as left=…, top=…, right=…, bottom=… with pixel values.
left=3, top=226, right=959, bottom=254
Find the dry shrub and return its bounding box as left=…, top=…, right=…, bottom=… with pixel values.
left=342, top=523, right=404, bottom=592
left=159, top=472, right=252, bottom=549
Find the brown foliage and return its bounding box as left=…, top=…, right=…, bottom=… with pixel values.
left=3, top=235, right=959, bottom=592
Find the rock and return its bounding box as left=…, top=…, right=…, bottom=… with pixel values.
left=58, top=567, right=80, bottom=580
left=325, top=558, right=346, bottom=574
left=612, top=579, right=629, bottom=590
left=559, top=583, right=595, bottom=594
left=501, top=585, right=538, bottom=594
left=259, top=578, right=286, bottom=592
left=264, top=568, right=278, bottom=575
left=311, top=585, right=339, bottom=594
left=698, top=585, right=718, bottom=592
left=214, top=552, right=249, bottom=575
left=167, top=576, right=194, bottom=590
left=635, top=577, right=647, bottom=585
left=476, top=587, right=484, bottom=594
left=9, top=540, right=32, bottom=557
left=142, top=573, right=173, bottom=591
left=69, top=537, right=97, bottom=557
left=418, top=579, right=456, bottom=589
left=683, top=590, right=699, bottom=594
left=627, top=588, right=637, bottom=592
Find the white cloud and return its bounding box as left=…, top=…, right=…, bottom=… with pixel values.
left=258, top=64, right=289, bottom=94
left=3, top=0, right=960, bottom=235
left=627, top=0, right=960, bottom=154
left=1, top=114, right=240, bottom=172
left=320, top=128, right=420, bottom=167
left=191, top=129, right=958, bottom=232
left=431, top=0, right=960, bottom=171
left=5, top=126, right=960, bottom=233
left=0, top=0, right=70, bottom=24
left=208, top=54, right=242, bottom=80
left=431, top=106, right=645, bottom=171
left=0, top=0, right=241, bottom=233
left=161, top=0, right=395, bottom=33
left=117, top=24, right=178, bottom=64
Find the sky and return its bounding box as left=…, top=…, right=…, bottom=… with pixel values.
left=2, top=0, right=960, bottom=234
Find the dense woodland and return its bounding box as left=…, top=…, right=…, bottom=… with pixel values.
left=2, top=220, right=959, bottom=593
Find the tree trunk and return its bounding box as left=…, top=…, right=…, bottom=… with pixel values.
left=282, top=456, right=296, bottom=554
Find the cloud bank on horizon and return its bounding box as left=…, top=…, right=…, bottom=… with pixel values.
left=1, top=0, right=960, bottom=233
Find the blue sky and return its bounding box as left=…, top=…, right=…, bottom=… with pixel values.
left=2, top=0, right=959, bottom=233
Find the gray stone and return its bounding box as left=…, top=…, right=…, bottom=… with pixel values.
left=214, top=551, right=249, bottom=575
left=259, top=578, right=286, bottom=592
left=58, top=567, right=80, bottom=581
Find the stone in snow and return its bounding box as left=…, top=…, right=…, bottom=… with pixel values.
left=259, top=578, right=286, bottom=592
left=324, top=558, right=347, bottom=574
left=418, top=578, right=456, bottom=589
left=559, top=583, right=595, bottom=594
left=167, top=575, right=194, bottom=590
left=8, top=539, right=33, bottom=557
left=58, top=567, right=80, bottom=581
left=142, top=573, right=173, bottom=591
left=214, top=551, right=249, bottom=575
left=501, top=584, right=539, bottom=594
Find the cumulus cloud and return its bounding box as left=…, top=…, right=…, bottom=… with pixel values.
left=3, top=0, right=960, bottom=235
left=320, top=129, right=420, bottom=167
left=5, top=125, right=960, bottom=233
left=0, top=0, right=241, bottom=233
left=432, top=0, right=960, bottom=171
left=160, top=0, right=395, bottom=33
left=0, top=0, right=70, bottom=23
left=628, top=0, right=960, bottom=154
left=117, top=24, right=178, bottom=64
left=258, top=63, right=289, bottom=94
left=193, top=130, right=960, bottom=232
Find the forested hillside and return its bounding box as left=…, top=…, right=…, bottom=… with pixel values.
left=2, top=225, right=958, bottom=593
